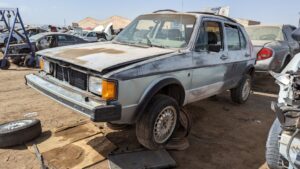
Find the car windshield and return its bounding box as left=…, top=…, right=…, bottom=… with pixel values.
left=82, top=31, right=89, bottom=36
left=246, top=26, right=284, bottom=41
left=114, top=14, right=196, bottom=48
left=29, top=33, right=46, bottom=42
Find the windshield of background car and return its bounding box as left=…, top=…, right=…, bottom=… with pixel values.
left=114, top=14, right=196, bottom=48
left=29, top=34, right=46, bottom=42
left=246, top=26, right=284, bottom=41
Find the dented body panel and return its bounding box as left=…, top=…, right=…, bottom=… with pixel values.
left=26, top=12, right=255, bottom=124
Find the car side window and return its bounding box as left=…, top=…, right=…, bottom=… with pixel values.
left=239, top=29, right=247, bottom=49
left=58, top=35, right=68, bottom=42
left=87, top=32, right=96, bottom=37
left=65, top=35, right=76, bottom=42
left=225, top=24, right=241, bottom=51
left=195, top=21, right=223, bottom=52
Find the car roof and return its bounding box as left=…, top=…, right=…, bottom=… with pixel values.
left=150, top=9, right=238, bottom=24
left=37, top=32, right=72, bottom=36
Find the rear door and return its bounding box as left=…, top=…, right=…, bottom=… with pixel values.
left=188, top=19, right=229, bottom=103
left=86, top=32, right=98, bottom=42
left=57, top=35, right=77, bottom=46
left=224, top=23, right=250, bottom=86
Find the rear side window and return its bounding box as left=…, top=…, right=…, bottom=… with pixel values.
left=225, top=24, right=240, bottom=50
left=196, top=21, right=223, bottom=52
left=239, top=30, right=247, bottom=49
left=225, top=24, right=247, bottom=50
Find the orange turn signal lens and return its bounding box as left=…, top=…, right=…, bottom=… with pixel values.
left=102, top=80, right=117, bottom=100
left=39, top=58, right=44, bottom=70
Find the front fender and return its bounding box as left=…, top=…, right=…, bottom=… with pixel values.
left=134, top=76, right=185, bottom=122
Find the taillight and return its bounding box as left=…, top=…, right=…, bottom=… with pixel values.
left=257, top=48, right=273, bottom=60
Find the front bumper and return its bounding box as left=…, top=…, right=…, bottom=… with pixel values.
left=25, top=73, right=121, bottom=122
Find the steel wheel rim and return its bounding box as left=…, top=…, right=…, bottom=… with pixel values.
left=242, top=79, right=251, bottom=100
left=153, top=106, right=177, bottom=144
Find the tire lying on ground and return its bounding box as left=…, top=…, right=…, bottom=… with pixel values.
left=0, top=119, right=42, bottom=148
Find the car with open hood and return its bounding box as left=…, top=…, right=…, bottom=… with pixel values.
left=25, top=10, right=255, bottom=150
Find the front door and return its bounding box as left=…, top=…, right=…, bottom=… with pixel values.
left=188, top=19, right=230, bottom=103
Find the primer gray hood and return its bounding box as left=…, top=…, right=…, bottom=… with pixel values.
left=38, top=42, right=175, bottom=73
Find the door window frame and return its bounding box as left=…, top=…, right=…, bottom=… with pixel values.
left=193, top=18, right=225, bottom=53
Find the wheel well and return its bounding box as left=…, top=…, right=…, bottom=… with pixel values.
left=134, top=78, right=185, bottom=122
left=156, top=84, right=185, bottom=106
left=285, top=55, right=291, bottom=63
left=247, top=67, right=255, bottom=78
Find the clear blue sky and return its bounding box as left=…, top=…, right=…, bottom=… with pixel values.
left=0, top=0, right=299, bottom=26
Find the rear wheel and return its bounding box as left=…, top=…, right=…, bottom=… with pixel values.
left=11, top=56, right=22, bottom=66
left=136, top=95, right=179, bottom=150
left=231, top=74, right=252, bottom=104
left=0, top=59, right=10, bottom=69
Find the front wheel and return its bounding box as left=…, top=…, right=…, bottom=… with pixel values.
left=231, top=74, right=252, bottom=104
left=24, top=55, right=36, bottom=68
left=136, top=94, right=179, bottom=150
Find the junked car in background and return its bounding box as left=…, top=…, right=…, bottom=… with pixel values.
left=25, top=10, right=255, bottom=150
left=266, top=28, right=300, bottom=169
left=0, top=27, right=47, bottom=46
left=246, top=25, right=300, bottom=72
left=3, top=32, right=88, bottom=67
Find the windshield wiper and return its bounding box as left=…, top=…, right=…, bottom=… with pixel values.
left=144, top=37, right=167, bottom=48
left=145, top=36, right=153, bottom=47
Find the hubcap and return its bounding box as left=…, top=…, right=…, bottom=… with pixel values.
left=242, top=79, right=251, bottom=100
left=153, top=106, right=177, bottom=144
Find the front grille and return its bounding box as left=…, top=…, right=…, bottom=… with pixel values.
left=55, top=64, right=87, bottom=90
left=69, top=69, right=87, bottom=90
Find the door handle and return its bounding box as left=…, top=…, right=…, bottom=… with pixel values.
left=220, top=55, right=228, bottom=60
left=245, top=53, right=251, bottom=57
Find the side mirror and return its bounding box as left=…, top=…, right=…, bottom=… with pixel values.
left=292, top=28, right=300, bottom=42
left=208, top=44, right=221, bottom=53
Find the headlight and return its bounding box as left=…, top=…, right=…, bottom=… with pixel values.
left=89, top=76, right=117, bottom=100
left=89, top=76, right=103, bottom=95
left=39, top=57, right=53, bottom=74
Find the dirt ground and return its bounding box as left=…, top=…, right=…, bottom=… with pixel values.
left=0, top=53, right=278, bottom=169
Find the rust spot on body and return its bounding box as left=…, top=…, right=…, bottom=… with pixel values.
left=46, top=48, right=125, bottom=58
